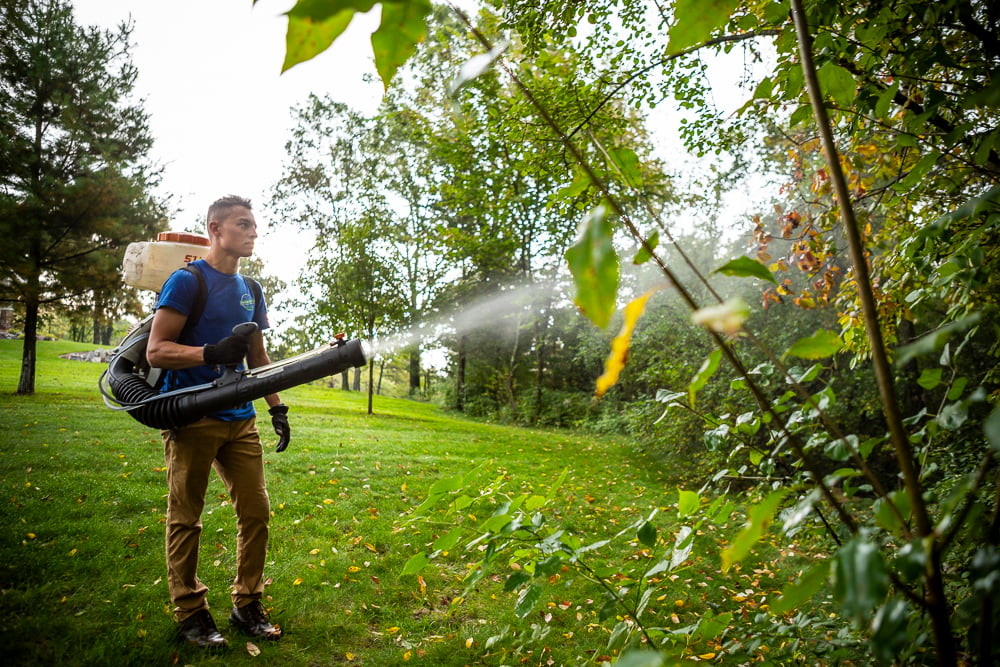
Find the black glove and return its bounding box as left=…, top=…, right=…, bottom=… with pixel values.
left=203, top=334, right=250, bottom=366
left=269, top=404, right=290, bottom=452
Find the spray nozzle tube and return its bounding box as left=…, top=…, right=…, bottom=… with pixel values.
left=101, top=337, right=369, bottom=430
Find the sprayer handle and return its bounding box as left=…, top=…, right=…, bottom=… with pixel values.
left=232, top=321, right=259, bottom=337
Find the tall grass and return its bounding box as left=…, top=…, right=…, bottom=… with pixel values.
left=1, top=340, right=712, bottom=666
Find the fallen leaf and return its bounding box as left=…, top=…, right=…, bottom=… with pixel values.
left=293, top=577, right=303, bottom=586
left=247, top=641, right=261, bottom=656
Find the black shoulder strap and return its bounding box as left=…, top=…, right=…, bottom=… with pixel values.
left=179, top=263, right=208, bottom=342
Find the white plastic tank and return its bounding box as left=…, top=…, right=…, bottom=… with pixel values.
left=122, top=231, right=211, bottom=292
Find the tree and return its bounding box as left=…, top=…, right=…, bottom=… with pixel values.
left=0, top=0, right=165, bottom=394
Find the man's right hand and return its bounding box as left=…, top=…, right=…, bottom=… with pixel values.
left=203, top=334, right=250, bottom=366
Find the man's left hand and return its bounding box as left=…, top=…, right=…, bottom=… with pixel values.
left=268, top=404, right=291, bottom=452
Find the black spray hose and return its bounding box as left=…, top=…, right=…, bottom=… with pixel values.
left=107, top=338, right=369, bottom=430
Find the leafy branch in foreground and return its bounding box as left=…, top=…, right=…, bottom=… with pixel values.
left=269, top=0, right=1000, bottom=664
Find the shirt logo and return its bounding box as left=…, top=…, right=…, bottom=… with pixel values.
left=241, top=293, right=255, bottom=312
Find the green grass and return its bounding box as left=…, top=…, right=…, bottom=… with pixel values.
left=0, top=340, right=830, bottom=666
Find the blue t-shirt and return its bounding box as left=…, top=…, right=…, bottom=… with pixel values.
left=155, top=259, right=269, bottom=421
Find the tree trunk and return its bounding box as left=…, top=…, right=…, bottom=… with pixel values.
left=456, top=334, right=466, bottom=412
left=17, top=296, right=39, bottom=395
left=340, top=370, right=349, bottom=390
left=409, top=347, right=421, bottom=396
left=367, top=360, right=374, bottom=415
left=352, top=367, right=361, bottom=391
left=532, top=319, right=545, bottom=426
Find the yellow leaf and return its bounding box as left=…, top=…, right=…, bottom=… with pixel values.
left=365, top=543, right=377, bottom=552
left=698, top=653, right=716, bottom=660
left=595, top=288, right=661, bottom=398
left=26, top=533, right=35, bottom=539
left=403, top=651, right=412, bottom=661
left=309, top=548, right=320, bottom=555
left=293, top=577, right=303, bottom=586
left=465, top=637, right=474, bottom=648
left=323, top=499, right=334, bottom=504
left=345, top=652, right=355, bottom=660
left=387, top=626, right=400, bottom=634
left=348, top=566, right=361, bottom=573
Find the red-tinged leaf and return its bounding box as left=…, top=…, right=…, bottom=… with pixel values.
left=246, top=641, right=261, bottom=656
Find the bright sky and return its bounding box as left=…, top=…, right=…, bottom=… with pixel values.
left=72, top=0, right=385, bottom=282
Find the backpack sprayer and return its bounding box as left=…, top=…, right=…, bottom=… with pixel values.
left=99, top=232, right=369, bottom=430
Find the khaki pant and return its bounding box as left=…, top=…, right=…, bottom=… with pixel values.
left=162, top=417, right=270, bottom=621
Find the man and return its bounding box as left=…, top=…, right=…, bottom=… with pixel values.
left=146, top=195, right=289, bottom=647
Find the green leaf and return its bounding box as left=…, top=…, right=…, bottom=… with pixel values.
left=895, top=314, right=981, bottom=367
left=282, top=9, right=356, bottom=73
left=895, top=149, right=941, bottom=191
left=712, top=256, right=777, bottom=284
left=833, top=537, right=889, bottom=621
left=937, top=400, right=968, bottom=431
left=633, top=231, right=658, bottom=265
left=817, top=61, right=857, bottom=107
left=433, top=527, right=464, bottom=552
left=565, top=204, right=620, bottom=329
left=721, top=489, right=789, bottom=572
left=677, top=489, right=701, bottom=519
left=985, top=407, right=1000, bottom=455
left=916, top=368, right=943, bottom=390
left=771, top=560, right=830, bottom=614
left=608, top=147, right=644, bottom=187
left=286, top=0, right=377, bottom=20
left=371, top=0, right=431, bottom=91
left=873, top=491, right=911, bottom=536
left=667, top=0, right=741, bottom=53
left=503, top=570, right=531, bottom=592
left=514, top=582, right=543, bottom=618
left=637, top=521, right=658, bottom=548
left=688, top=348, right=722, bottom=407
left=785, top=329, right=843, bottom=360
left=613, top=650, right=665, bottom=667
left=670, top=525, right=695, bottom=570
left=401, top=551, right=430, bottom=575
left=871, top=598, right=911, bottom=663
left=694, top=611, right=733, bottom=642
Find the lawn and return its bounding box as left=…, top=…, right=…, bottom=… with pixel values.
left=0, top=339, right=826, bottom=666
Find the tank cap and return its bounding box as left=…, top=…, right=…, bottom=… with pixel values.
left=157, top=231, right=210, bottom=246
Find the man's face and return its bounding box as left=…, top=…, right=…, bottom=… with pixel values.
left=212, top=206, right=258, bottom=258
